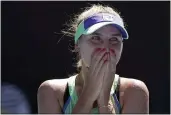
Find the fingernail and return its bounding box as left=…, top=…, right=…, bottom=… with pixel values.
left=104, top=59, right=108, bottom=63
left=96, top=48, right=101, bottom=51
left=108, top=53, right=110, bottom=58
left=103, top=48, right=106, bottom=51
left=110, top=49, right=115, bottom=54
left=100, top=48, right=106, bottom=52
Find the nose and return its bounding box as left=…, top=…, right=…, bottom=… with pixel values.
left=102, top=41, right=110, bottom=52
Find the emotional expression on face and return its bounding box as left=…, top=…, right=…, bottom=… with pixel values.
left=78, top=24, right=123, bottom=67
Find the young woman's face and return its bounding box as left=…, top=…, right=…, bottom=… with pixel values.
left=78, top=24, right=123, bottom=67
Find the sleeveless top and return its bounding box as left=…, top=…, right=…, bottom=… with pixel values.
left=62, top=74, right=121, bottom=114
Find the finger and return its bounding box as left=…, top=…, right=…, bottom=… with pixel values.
left=110, top=49, right=116, bottom=57
left=108, top=52, right=116, bottom=73
left=91, top=48, right=106, bottom=61
left=91, top=48, right=103, bottom=59
left=103, top=53, right=112, bottom=76
left=89, top=48, right=103, bottom=68
left=95, top=55, right=108, bottom=79
left=90, top=48, right=103, bottom=67
left=106, top=53, right=110, bottom=73
left=91, top=48, right=101, bottom=57
left=92, top=53, right=108, bottom=77
left=90, top=48, right=107, bottom=71
left=93, top=51, right=108, bottom=75
left=92, top=52, right=108, bottom=72
left=104, top=54, right=115, bottom=84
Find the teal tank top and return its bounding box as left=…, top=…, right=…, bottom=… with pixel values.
left=62, top=74, right=121, bottom=114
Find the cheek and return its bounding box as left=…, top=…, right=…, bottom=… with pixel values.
left=111, top=44, right=123, bottom=60
left=116, top=44, right=123, bottom=62
left=80, top=44, right=94, bottom=67
left=81, top=50, right=92, bottom=66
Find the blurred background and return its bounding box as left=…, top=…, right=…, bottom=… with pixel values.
left=1, top=1, right=170, bottom=114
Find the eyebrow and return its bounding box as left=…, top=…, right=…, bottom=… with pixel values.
left=91, top=32, right=122, bottom=37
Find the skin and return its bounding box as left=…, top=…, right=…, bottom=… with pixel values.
left=37, top=25, right=149, bottom=114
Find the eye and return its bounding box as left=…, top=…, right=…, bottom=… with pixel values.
left=109, top=36, right=122, bottom=44
left=110, top=37, right=118, bottom=41
left=90, top=35, right=102, bottom=44
left=91, top=36, right=101, bottom=40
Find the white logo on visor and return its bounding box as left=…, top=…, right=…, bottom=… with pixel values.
left=102, top=14, right=116, bottom=21
left=102, top=13, right=123, bottom=26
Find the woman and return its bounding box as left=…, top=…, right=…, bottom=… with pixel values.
left=37, top=4, right=149, bottom=114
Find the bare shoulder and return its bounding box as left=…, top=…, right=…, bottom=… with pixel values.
left=37, top=78, right=69, bottom=107
left=38, top=77, right=69, bottom=96
left=119, top=76, right=149, bottom=113
left=37, top=78, right=70, bottom=113
left=38, top=78, right=68, bottom=93
left=120, top=77, right=149, bottom=96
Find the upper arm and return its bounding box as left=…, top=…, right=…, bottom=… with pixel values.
left=37, top=80, right=62, bottom=114
left=121, top=79, right=149, bottom=114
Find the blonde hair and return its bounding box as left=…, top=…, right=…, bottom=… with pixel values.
left=62, top=4, right=125, bottom=69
